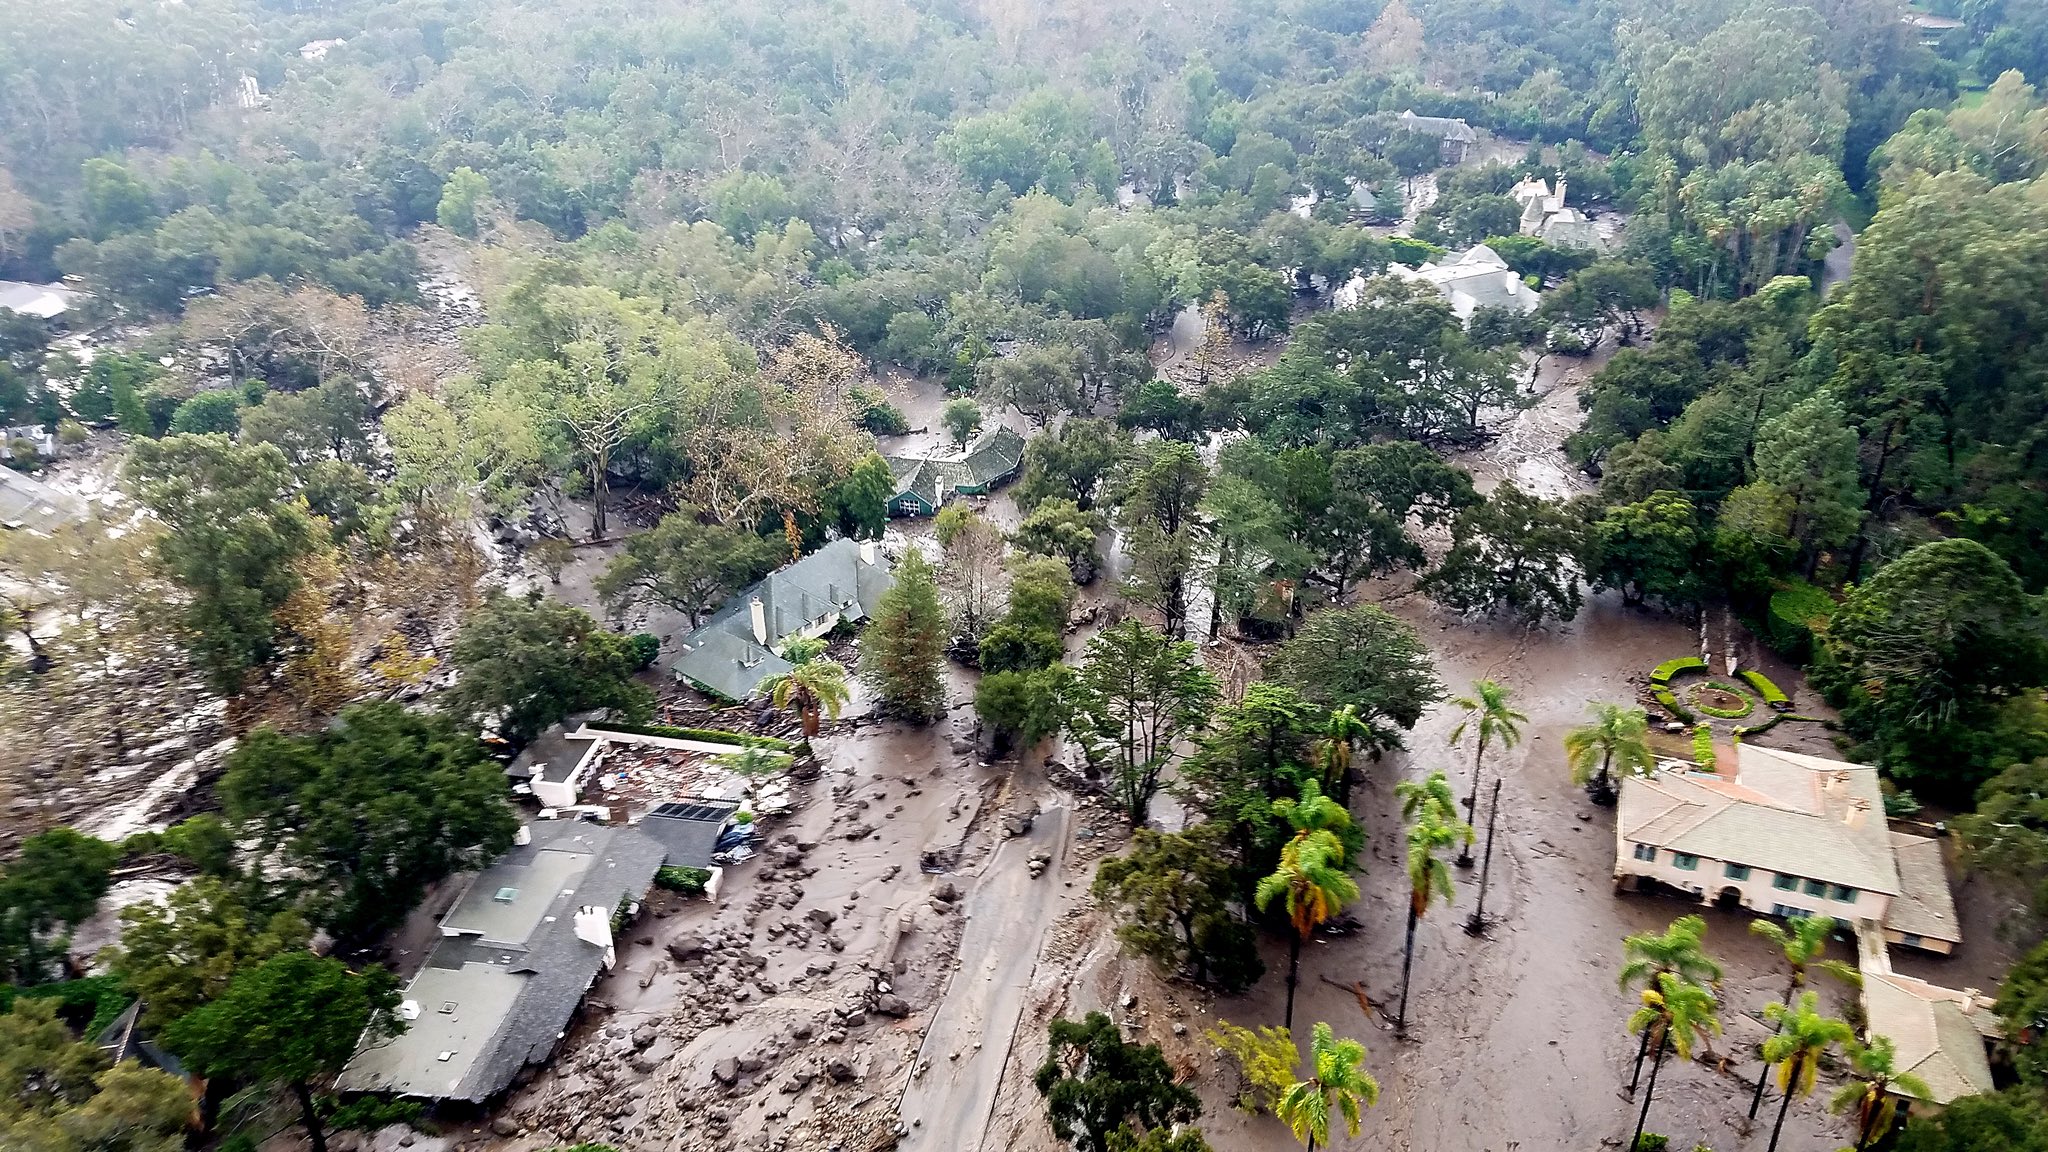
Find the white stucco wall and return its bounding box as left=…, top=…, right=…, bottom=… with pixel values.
left=1613, top=829, right=1890, bottom=923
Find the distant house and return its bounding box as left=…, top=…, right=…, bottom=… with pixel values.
left=669, top=538, right=894, bottom=701
left=883, top=425, right=1027, bottom=518
left=1509, top=175, right=1603, bottom=250
left=1338, top=244, right=1540, bottom=322
left=1397, top=109, right=1478, bottom=164
left=337, top=820, right=666, bottom=1102
left=0, top=280, right=83, bottom=323
left=1614, top=745, right=1961, bottom=955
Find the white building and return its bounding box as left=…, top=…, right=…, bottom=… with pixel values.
left=1337, top=244, right=1540, bottom=322
left=1614, top=744, right=1961, bottom=955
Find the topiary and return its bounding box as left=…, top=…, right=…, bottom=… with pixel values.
left=1651, top=656, right=1706, bottom=684
left=1688, top=680, right=1754, bottom=719
left=1692, top=724, right=1715, bottom=770
left=1766, top=580, right=1835, bottom=661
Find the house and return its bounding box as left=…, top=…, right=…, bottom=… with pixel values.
left=639, top=798, right=742, bottom=870
left=883, top=425, right=1027, bottom=518
left=0, top=280, right=83, bottom=323
left=1614, top=744, right=1960, bottom=954
left=1338, top=244, right=1539, bottom=322
left=1396, top=109, right=1477, bottom=164
left=1509, top=175, right=1602, bottom=250
left=1859, top=969, right=1998, bottom=1106
left=336, top=820, right=666, bottom=1102
left=0, top=467, right=86, bottom=533
left=670, top=538, right=893, bottom=701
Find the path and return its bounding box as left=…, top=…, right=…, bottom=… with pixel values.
left=896, top=801, right=1072, bottom=1152
left=1822, top=219, right=1856, bottom=296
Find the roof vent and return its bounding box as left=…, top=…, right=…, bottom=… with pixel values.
left=438, top=1001, right=458, bottom=1014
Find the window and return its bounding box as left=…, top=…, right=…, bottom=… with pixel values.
left=1724, top=863, right=1752, bottom=881
left=1673, top=853, right=1700, bottom=871
left=1632, top=843, right=1657, bottom=862
left=1831, top=885, right=1857, bottom=904
left=1771, top=904, right=1813, bottom=919
left=493, top=887, right=519, bottom=903
left=1901, top=933, right=1924, bottom=949
left=1804, top=878, right=1829, bottom=897
left=1773, top=873, right=1798, bottom=891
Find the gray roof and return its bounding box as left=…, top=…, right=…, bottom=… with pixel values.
left=1398, top=109, right=1477, bottom=142
left=884, top=425, right=1027, bottom=512
left=505, top=715, right=601, bottom=784
left=638, top=799, right=740, bottom=868
left=0, top=469, right=86, bottom=533
left=96, top=1000, right=189, bottom=1080
left=1885, top=831, right=1962, bottom=944
left=1618, top=746, right=1901, bottom=895
left=0, top=280, right=81, bottom=320
left=1861, top=971, right=1997, bottom=1105
left=669, top=538, right=893, bottom=700
left=337, top=821, right=667, bottom=1101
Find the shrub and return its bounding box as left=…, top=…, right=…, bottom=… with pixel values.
left=167, top=389, right=242, bottom=435
left=1766, top=580, right=1835, bottom=660
left=0, top=975, right=133, bottom=1038
left=1689, top=680, right=1754, bottom=719
left=326, top=1095, right=426, bottom=1133
left=654, top=866, right=712, bottom=895
left=626, top=633, right=661, bottom=670
left=1734, top=713, right=1781, bottom=739
left=1653, top=687, right=1695, bottom=724
left=1651, top=656, right=1706, bottom=684
left=582, top=719, right=793, bottom=752
left=1738, top=668, right=1790, bottom=707
left=1692, top=724, right=1715, bottom=769
left=1632, top=1136, right=1670, bottom=1152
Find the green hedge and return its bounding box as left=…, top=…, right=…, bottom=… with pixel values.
left=585, top=719, right=793, bottom=752
left=1739, top=668, right=1790, bottom=707
left=1690, top=681, right=1755, bottom=719
left=1692, top=724, right=1716, bottom=770
left=1653, top=687, right=1695, bottom=724
left=0, top=975, right=133, bottom=1038
left=1651, top=657, right=1706, bottom=684
left=1766, top=581, right=1836, bottom=661
left=1734, top=713, right=1782, bottom=739
left=655, top=866, right=712, bottom=895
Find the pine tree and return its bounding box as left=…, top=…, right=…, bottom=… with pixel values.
left=860, top=549, right=947, bottom=722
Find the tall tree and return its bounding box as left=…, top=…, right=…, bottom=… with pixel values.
left=1588, top=490, right=1702, bottom=610
left=1395, top=776, right=1469, bottom=1035
left=1754, top=391, right=1864, bottom=565
left=858, top=549, right=947, bottom=722
left=1619, top=915, right=1724, bottom=1094
left=1093, top=824, right=1260, bottom=992
left=0, top=999, right=193, bottom=1152
left=595, top=509, right=781, bottom=626
left=1015, top=418, right=1130, bottom=512
left=761, top=657, right=852, bottom=739
left=1068, top=619, right=1219, bottom=826
left=1564, top=702, right=1656, bottom=805
left=444, top=592, right=655, bottom=749
left=1117, top=440, right=1209, bottom=640
left=0, top=827, right=120, bottom=985
left=1448, top=680, right=1526, bottom=855
left=1264, top=605, right=1441, bottom=738
left=1627, top=974, right=1722, bottom=1152
left=1034, top=1012, right=1201, bottom=1152
left=163, top=952, right=401, bottom=1152
left=1422, top=481, right=1587, bottom=624
left=1256, top=830, right=1357, bottom=1031
left=1761, top=993, right=1854, bottom=1152
left=1831, top=1035, right=1932, bottom=1151
left=1748, top=915, right=1860, bottom=1119
left=221, top=703, right=519, bottom=948
left=1275, top=1022, right=1378, bottom=1152
left=104, top=877, right=311, bottom=1029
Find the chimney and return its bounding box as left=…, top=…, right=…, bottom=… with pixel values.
left=859, top=540, right=879, bottom=565
left=514, top=825, right=531, bottom=846
left=573, top=905, right=616, bottom=969
left=749, top=596, right=767, bottom=645
left=1555, top=174, right=1566, bottom=208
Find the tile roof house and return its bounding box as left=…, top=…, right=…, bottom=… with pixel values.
left=669, top=538, right=893, bottom=701
left=1859, top=970, right=1999, bottom=1106
left=1397, top=109, right=1477, bottom=163
left=0, top=280, right=83, bottom=321
left=1615, top=745, right=1960, bottom=954
left=1339, top=245, right=1540, bottom=322
left=883, top=425, right=1027, bottom=518
left=337, top=820, right=666, bottom=1102
left=0, top=468, right=86, bottom=533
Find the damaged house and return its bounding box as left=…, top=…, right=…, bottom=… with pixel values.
left=668, top=538, right=894, bottom=701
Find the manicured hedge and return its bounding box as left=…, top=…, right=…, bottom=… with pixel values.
left=1653, top=687, right=1695, bottom=724
left=1692, top=724, right=1716, bottom=770
left=1739, top=668, right=1790, bottom=708
left=585, top=719, right=793, bottom=752
left=1651, top=656, right=1706, bottom=684
left=1690, top=681, right=1755, bottom=719
left=655, top=866, right=713, bottom=895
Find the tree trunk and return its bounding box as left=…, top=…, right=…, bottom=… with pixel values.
left=1396, top=902, right=1419, bottom=1033
left=1628, top=1015, right=1654, bottom=1094
left=293, top=1080, right=327, bottom=1152
left=1629, top=1027, right=1668, bottom=1152
left=1284, top=930, right=1302, bottom=1031
left=1768, top=1065, right=1797, bottom=1152
left=1751, top=976, right=1799, bottom=1119
left=590, top=458, right=610, bottom=540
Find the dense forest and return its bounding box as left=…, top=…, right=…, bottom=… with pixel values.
left=7, top=0, right=2048, bottom=1147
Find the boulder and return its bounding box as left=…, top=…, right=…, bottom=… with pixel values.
left=806, top=907, right=837, bottom=929
left=631, top=1025, right=658, bottom=1049
left=826, top=1058, right=857, bottom=1083
left=666, top=934, right=707, bottom=962
left=875, top=994, right=912, bottom=1018
left=930, top=881, right=958, bottom=903
left=712, top=1057, right=740, bottom=1086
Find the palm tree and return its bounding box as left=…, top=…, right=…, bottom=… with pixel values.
left=1313, top=705, right=1375, bottom=803
left=758, top=656, right=850, bottom=738
left=1619, top=915, right=1724, bottom=1094
left=1395, top=788, right=1468, bottom=1035
left=1762, top=992, right=1854, bottom=1152
left=1274, top=779, right=1353, bottom=845
left=1627, top=973, right=1721, bottom=1152
left=1830, top=1035, right=1931, bottom=1151
left=1395, top=772, right=1465, bottom=829
left=1449, top=680, right=1526, bottom=864
left=1564, top=702, right=1656, bottom=805
left=1256, top=831, right=1358, bottom=1031
left=1276, top=1021, right=1379, bottom=1151
left=1748, top=915, right=1860, bottom=1118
